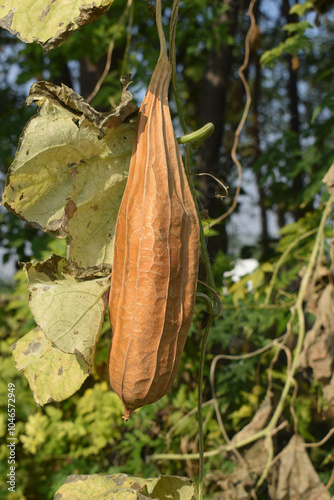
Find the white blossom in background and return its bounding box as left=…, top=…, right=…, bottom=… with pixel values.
left=223, top=258, right=259, bottom=294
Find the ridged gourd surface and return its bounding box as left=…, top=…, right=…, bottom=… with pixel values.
left=108, top=55, right=200, bottom=421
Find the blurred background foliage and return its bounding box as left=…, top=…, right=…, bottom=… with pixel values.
left=1, top=0, right=334, bottom=498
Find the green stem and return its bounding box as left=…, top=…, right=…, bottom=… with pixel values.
left=170, top=6, right=214, bottom=290
left=177, top=123, right=215, bottom=149
left=168, top=4, right=219, bottom=499
left=184, top=144, right=217, bottom=294
left=120, top=0, right=134, bottom=76
left=169, top=0, right=179, bottom=69
left=156, top=0, right=167, bottom=59
left=198, top=314, right=214, bottom=500
left=264, top=228, right=317, bottom=305
left=196, top=292, right=215, bottom=312
left=169, top=3, right=216, bottom=294
left=169, top=0, right=185, bottom=129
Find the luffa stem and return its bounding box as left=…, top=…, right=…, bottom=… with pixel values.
left=156, top=0, right=167, bottom=59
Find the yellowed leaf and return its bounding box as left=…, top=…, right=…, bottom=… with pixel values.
left=0, top=0, right=114, bottom=51
left=12, top=327, right=89, bottom=406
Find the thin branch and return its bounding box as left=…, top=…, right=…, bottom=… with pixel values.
left=267, top=427, right=334, bottom=470
left=198, top=314, right=214, bottom=500
left=210, top=334, right=287, bottom=364
left=165, top=399, right=215, bottom=448
left=290, top=381, right=299, bottom=435
left=312, top=468, right=334, bottom=500
left=196, top=172, right=229, bottom=198
left=208, top=0, right=257, bottom=229
left=264, top=228, right=317, bottom=305
left=304, top=428, right=334, bottom=448
left=86, top=0, right=133, bottom=104
left=222, top=300, right=296, bottom=310
left=197, top=279, right=223, bottom=316
left=256, top=436, right=274, bottom=488
left=210, top=360, right=246, bottom=467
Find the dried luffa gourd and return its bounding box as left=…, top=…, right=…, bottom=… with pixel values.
left=108, top=0, right=200, bottom=421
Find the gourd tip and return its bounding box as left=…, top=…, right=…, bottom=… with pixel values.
left=122, top=408, right=132, bottom=422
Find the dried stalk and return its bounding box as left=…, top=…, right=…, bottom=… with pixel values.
left=208, top=0, right=257, bottom=229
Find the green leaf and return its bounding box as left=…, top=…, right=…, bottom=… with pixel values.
left=11, top=327, right=89, bottom=406
left=203, top=226, right=220, bottom=237
left=2, top=82, right=136, bottom=277
left=261, top=262, right=274, bottom=273
left=149, top=476, right=195, bottom=500
left=228, top=404, right=253, bottom=424
left=250, top=268, right=265, bottom=290
left=24, top=255, right=109, bottom=363
left=311, top=91, right=334, bottom=123
left=282, top=21, right=313, bottom=33
left=53, top=474, right=195, bottom=500
left=289, top=1, right=314, bottom=16
left=0, top=0, right=115, bottom=52
left=260, top=21, right=312, bottom=66
left=229, top=280, right=248, bottom=305
left=20, top=412, right=49, bottom=453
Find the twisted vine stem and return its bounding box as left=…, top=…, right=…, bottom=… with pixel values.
left=168, top=0, right=257, bottom=497
left=169, top=1, right=220, bottom=498
left=207, top=0, right=257, bottom=229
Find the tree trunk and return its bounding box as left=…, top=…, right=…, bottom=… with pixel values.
left=281, top=0, right=311, bottom=221
left=196, top=0, right=241, bottom=259
left=79, top=55, right=107, bottom=101
left=50, top=61, right=73, bottom=89
left=252, top=46, right=270, bottom=257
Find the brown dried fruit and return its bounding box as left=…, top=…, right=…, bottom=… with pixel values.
left=108, top=13, right=200, bottom=421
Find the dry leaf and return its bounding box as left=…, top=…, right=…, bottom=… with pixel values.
left=232, top=392, right=272, bottom=445
left=0, top=0, right=114, bottom=52
left=276, top=434, right=331, bottom=500
left=53, top=473, right=194, bottom=500
left=207, top=439, right=269, bottom=500
left=11, top=327, right=89, bottom=406
left=323, top=163, right=334, bottom=198
left=25, top=256, right=110, bottom=363
left=27, top=80, right=138, bottom=129
left=299, top=284, right=334, bottom=405
left=2, top=83, right=135, bottom=276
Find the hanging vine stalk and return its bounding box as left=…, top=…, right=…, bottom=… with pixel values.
left=169, top=1, right=220, bottom=498
left=207, top=0, right=257, bottom=229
